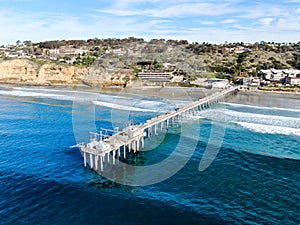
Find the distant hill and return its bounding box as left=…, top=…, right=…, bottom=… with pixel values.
left=1, top=38, right=299, bottom=86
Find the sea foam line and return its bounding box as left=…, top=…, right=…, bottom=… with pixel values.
left=0, top=90, right=64, bottom=98
left=92, top=100, right=157, bottom=112
left=235, top=121, right=300, bottom=137
left=225, top=109, right=300, bottom=122
left=224, top=102, right=300, bottom=113
left=1, top=88, right=176, bottom=113
left=200, top=108, right=300, bottom=125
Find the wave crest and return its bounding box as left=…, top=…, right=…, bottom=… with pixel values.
left=235, top=122, right=300, bottom=137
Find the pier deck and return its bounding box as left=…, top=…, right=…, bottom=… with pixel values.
left=78, top=86, right=239, bottom=171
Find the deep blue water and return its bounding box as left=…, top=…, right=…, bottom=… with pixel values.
left=0, top=86, right=299, bottom=225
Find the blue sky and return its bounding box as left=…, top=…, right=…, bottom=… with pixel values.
left=0, top=0, right=300, bottom=45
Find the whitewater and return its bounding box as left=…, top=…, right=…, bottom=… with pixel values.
left=0, top=86, right=299, bottom=225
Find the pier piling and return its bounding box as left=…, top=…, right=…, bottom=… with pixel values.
left=78, top=87, right=238, bottom=172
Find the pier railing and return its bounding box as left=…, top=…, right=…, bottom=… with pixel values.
left=78, top=86, right=239, bottom=172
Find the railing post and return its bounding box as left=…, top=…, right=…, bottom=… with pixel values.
left=90, top=153, right=93, bottom=170
left=141, top=137, right=145, bottom=149
left=124, top=145, right=126, bottom=159
left=100, top=156, right=103, bottom=172
left=95, top=155, right=99, bottom=171
left=113, top=150, right=116, bottom=165
left=83, top=150, right=87, bottom=168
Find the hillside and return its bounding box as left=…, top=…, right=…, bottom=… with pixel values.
left=0, top=38, right=299, bottom=86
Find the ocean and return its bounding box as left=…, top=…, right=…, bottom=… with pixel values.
left=0, top=86, right=299, bottom=225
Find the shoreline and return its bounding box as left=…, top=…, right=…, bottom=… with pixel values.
left=0, top=83, right=221, bottom=101
left=238, top=89, right=300, bottom=99
left=1, top=82, right=300, bottom=101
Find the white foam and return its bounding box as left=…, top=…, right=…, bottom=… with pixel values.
left=92, top=100, right=156, bottom=112
left=183, top=115, right=205, bottom=121
left=0, top=88, right=172, bottom=112
left=224, top=102, right=300, bottom=113
left=0, top=90, right=65, bottom=99
left=236, top=122, right=300, bottom=137
left=226, top=108, right=300, bottom=120
left=200, top=108, right=300, bottom=129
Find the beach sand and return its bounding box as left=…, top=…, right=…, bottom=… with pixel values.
left=94, top=86, right=220, bottom=101
left=229, top=90, right=300, bottom=109
left=0, top=83, right=220, bottom=101
left=1, top=83, right=299, bottom=105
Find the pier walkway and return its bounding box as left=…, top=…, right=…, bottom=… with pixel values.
left=78, top=86, right=238, bottom=172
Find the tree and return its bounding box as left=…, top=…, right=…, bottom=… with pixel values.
left=16, top=40, right=21, bottom=46
left=23, top=40, right=32, bottom=46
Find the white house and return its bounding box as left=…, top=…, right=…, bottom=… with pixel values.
left=282, top=69, right=300, bottom=77
left=286, top=77, right=300, bottom=86
left=260, top=69, right=286, bottom=82
left=207, top=78, right=229, bottom=89
left=260, top=68, right=300, bottom=84
left=49, top=49, right=60, bottom=55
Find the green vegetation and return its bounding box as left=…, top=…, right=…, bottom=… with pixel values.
left=1, top=38, right=300, bottom=82
left=258, top=86, right=300, bottom=92
left=28, top=58, right=48, bottom=67
left=74, top=56, right=96, bottom=66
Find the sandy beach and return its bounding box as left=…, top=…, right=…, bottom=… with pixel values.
left=97, top=86, right=220, bottom=101
left=1, top=83, right=299, bottom=104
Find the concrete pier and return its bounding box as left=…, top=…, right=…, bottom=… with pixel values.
left=79, top=87, right=238, bottom=172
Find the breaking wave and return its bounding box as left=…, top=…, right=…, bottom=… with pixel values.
left=0, top=90, right=65, bottom=99
left=235, top=122, right=300, bottom=137
left=0, top=87, right=176, bottom=113
left=224, top=102, right=300, bottom=113
left=198, top=104, right=300, bottom=137
left=92, top=100, right=156, bottom=112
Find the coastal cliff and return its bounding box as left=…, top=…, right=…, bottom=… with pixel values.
left=0, top=59, right=133, bottom=86
left=0, top=59, right=86, bottom=85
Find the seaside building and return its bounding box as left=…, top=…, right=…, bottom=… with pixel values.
left=239, top=77, right=260, bottom=90
left=49, top=49, right=60, bottom=55
left=260, top=69, right=286, bottom=82
left=136, top=60, right=186, bottom=82
left=286, top=77, right=300, bottom=86
left=137, top=71, right=184, bottom=82
left=259, top=68, right=300, bottom=85
left=206, top=78, right=230, bottom=89
left=191, top=78, right=230, bottom=89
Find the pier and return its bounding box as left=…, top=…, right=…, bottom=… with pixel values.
left=78, top=87, right=239, bottom=172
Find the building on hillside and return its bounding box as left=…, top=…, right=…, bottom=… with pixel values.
left=137, top=71, right=184, bottom=82
left=59, top=48, right=88, bottom=56
left=259, top=68, right=300, bottom=85
left=190, top=78, right=230, bottom=89
left=282, top=69, right=300, bottom=77
left=0, top=47, right=7, bottom=52
left=163, top=63, right=176, bottom=71
left=260, top=69, right=284, bottom=83
left=49, top=49, right=60, bottom=55
left=259, top=69, right=285, bottom=82
left=206, top=78, right=230, bottom=89
left=286, top=77, right=300, bottom=86
left=228, top=46, right=251, bottom=54
left=137, top=72, right=173, bottom=82
left=240, top=77, right=260, bottom=90
left=111, top=48, right=127, bottom=55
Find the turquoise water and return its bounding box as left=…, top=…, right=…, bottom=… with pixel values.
left=0, top=86, right=299, bottom=224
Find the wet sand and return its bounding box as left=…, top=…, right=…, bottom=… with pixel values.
left=96, top=86, right=221, bottom=101
left=1, top=83, right=299, bottom=104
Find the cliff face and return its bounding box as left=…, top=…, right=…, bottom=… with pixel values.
left=0, top=59, right=134, bottom=86
left=0, top=59, right=86, bottom=85
left=82, top=67, right=133, bottom=87
left=36, top=63, right=86, bottom=85
left=0, top=59, right=39, bottom=83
